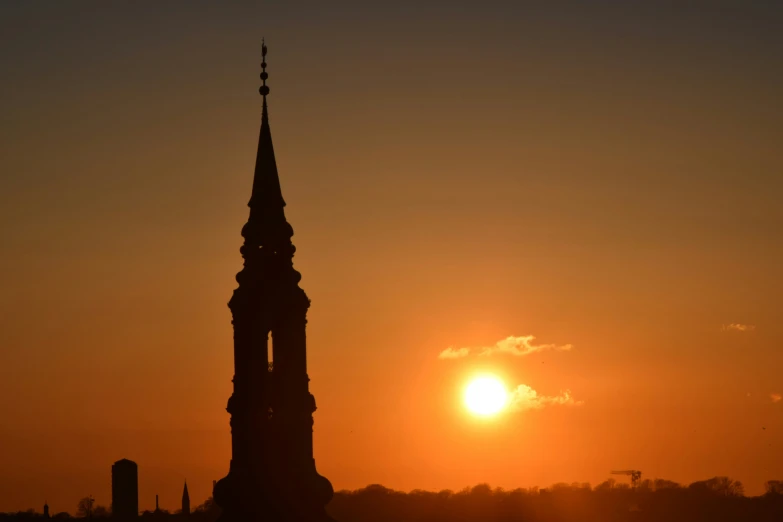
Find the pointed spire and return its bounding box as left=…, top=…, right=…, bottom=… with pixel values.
left=248, top=38, right=286, bottom=212
left=233, top=39, right=301, bottom=297
left=181, top=481, right=190, bottom=515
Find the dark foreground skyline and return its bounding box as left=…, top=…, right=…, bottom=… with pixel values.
left=1, top=0, right=782, bottom=513
left=3, top=478, right=783, bottom=522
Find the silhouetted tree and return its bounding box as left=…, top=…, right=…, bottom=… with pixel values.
left=689, top=476, right=745, bottom=497
left=10, top=511, right=36, bottom=519
left=765, top=480, right=783, bottom=496
left=190, top=497, right=219, bottom=522
left=75, top=498, right=93, bottom=519
left=595, top=478, right=616, bottom=492
left=654, top=479, right=682, bottom=490
left=90, top=507, right=108, bottom=519
left=192, top=497, right=216, bottom=513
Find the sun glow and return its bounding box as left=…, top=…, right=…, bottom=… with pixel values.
left=464, top=375, right=508, bottom=416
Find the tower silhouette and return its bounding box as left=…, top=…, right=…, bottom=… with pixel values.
left=181, top=482, right=190, bottom=516
left=111, top=459, right=139, bottom=520
left=212, top=41, right=334, bottom=522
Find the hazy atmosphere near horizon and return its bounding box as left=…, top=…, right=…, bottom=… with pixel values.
left=1, top=0, right=782, bottom=514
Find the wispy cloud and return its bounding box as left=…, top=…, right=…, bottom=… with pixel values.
left=508, top=384, right=583, bottom=411
left=771, top=393, right=782, bottom=403
left=438, top=347, right=470, bottom=359
left=438, top=335, right=572, bottom=360
left=721, top=323, right=756, bottom=332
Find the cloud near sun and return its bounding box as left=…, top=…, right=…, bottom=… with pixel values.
left=444, top=335, right=581, bottom=411
left=438, top=335, right=572, bottom=359
left=721, top=323, right=756, bottom=332
left=508, top=384, right=583, bottom=411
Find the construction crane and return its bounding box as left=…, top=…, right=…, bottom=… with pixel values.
left=611, top=470, right=642, bottom=488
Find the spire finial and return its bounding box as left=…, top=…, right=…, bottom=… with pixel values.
left=259, top=39, right=270, bottom=98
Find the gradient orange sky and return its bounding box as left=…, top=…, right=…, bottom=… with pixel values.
left=1, top=0, right=782, bottom=514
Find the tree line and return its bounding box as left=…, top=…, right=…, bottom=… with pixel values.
left=2, top=477, right=783, bottom=522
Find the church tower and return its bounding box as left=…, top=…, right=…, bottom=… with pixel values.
left=181, top=482, right=190, bottom=516
left=213, top=41, right=334, bottom=522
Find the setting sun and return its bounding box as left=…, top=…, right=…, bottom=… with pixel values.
left=464, top=376, right=509, bottom=416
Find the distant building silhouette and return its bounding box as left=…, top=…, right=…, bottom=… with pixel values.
left=155, top=495, right=160, bottom=514
left=43, top=502, right=49, bottom=519
left=212, top=41, right=334, bottom=522
left=181, top=483, right=190, bottom=516
left=111, top=459, right=139, bottom=520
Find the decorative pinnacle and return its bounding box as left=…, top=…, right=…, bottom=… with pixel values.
left=259, top=39, right=270, bottom=97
